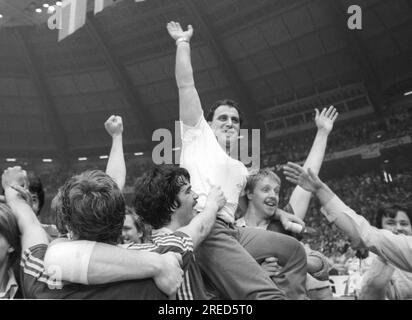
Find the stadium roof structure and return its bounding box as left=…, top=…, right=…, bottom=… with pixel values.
left=0, top=0, right=411, bottom=161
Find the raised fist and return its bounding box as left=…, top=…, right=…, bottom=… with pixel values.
left=104, top=115, right=123, bottom=137
left=2, top=166, right=28, bottom=190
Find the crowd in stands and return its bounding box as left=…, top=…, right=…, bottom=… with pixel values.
left=262, top=105, right=412, bottom=167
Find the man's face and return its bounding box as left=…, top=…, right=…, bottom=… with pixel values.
left=247, top=176, right=280, bottom=219
left=30, top=192, right=40, bottom=215
left=121, top=215, right=142, bottom=244
left=209, top=105, right=240, bottom=151
left=174, top=178, right=199, bottom=227
left=382, top=210, right=412, bottom=235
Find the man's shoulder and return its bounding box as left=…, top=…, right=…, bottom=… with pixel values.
left=152, top=231, right=194, bottom=251
left=22, top=244, right=48, bottom=266
left=125, top=231, right=194, bottom=253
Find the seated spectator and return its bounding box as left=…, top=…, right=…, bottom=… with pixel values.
left=0, top=203, right=21, bottom=299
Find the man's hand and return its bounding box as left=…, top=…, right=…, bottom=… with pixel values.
left=315, top=105, right=338, bottom=134
left=261, top=257, right=281, bottom=277
left=283, top=162, right=324, bottom=193
left=276, top=208, right=305, bottom=231
left=154, top=252, right=184, bottom=299
left=167, top=21, right=193, bottom=42
left=104, top=115, right=123, bottom=138
left=205, top=185, right=226, bottom=211
left=2, top=166, right=28, bottom=191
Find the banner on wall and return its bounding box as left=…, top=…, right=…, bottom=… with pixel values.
left=54, top=0, right=146, bottom=41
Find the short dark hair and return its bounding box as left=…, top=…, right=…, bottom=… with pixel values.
left=133, top=165, right=190, bottom=229
left=125, top=206, right=151, bottom=243
left=205, top=99, right=244, bottom=126
left=28, top=173, right=45, bottom=215
left=58, top=170, right=125, bottom=244
left=375, top=203, right=412, bottom=229
left=0, top=203, right=21, bottom=268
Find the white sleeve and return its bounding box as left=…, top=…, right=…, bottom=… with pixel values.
left=322, top=196, right=412, bottom=272
left=44, top=240, right=96, bottom=285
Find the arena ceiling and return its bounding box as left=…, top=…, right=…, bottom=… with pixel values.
left=0, top=0, right=411, bottom=160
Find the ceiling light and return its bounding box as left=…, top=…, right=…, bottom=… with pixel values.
left=42, top=159, right=53, bottom=163
left=35, top=8, right=42, bottom=13
left=43, top=3, right=50, bottom=8
left=134, top=152, right=144, bottom=156
left=404, top=91, right=412, bottom=96
left=6, top=158, right=16, bottom=162
left=56, top=1, right=62, bottom=6
left=78, top=157, right=87, bottom=161
left=99, top=155, right=108, bottom=159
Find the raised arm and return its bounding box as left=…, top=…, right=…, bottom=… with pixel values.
left=105, top=115, right=126, bottom=191
left=288, top=106, right=338, bottom=219
left=167, top=21, right=203, bottom=127
left=284, top=162, right=412, bottom=272
left=178, top=185, right=226, bottom=248
left=2, top=167, right=49, bottom=252
left=44, top=240, right=183, bottom=297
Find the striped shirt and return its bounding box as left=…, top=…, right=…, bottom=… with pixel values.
left=21, top=233, right=195, bottom=299
left=20, top=244, right=167, bottom=299
left=151, top=228, right=208, bottom=300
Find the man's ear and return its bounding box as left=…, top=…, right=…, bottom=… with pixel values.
left=246, top=190, right=253, bottom=201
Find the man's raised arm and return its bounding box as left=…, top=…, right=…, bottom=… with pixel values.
left=105, top=115, right=126, bottom=191
left=284, top=162, right=412, bottom=272
left=167, top=21, right=203, bottom=127
left=288, top=106, right=338, bottom=220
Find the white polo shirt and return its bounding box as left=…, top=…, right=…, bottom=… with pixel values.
left=180, top=115, right=248, bottom=224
